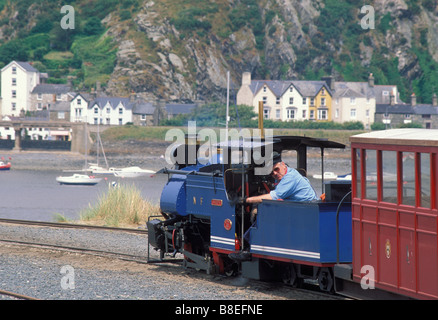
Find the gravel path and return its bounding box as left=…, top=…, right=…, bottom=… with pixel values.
left=0, top=223, right=345, bottom=302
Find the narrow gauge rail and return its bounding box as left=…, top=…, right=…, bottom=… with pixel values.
left=0, top=220, right=349, bottom=300
left=0, top=289, right=39, bottom=300
left=0, top=218, right=148, bottom=234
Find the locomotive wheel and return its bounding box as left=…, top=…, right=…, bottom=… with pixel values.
left=318, top=267, right=334, bottom=293
left=281, top=264, right=300, bottom=287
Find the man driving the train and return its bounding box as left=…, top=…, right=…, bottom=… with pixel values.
left=245, top=158, right=318, bottom=204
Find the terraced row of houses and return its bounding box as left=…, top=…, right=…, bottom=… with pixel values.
left=236, top=72, right=402, bottom=129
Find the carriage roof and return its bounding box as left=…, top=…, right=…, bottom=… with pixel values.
left=350, top=128, right=438, bottom=147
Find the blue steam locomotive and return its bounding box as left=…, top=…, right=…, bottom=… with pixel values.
left=147, top=135, right=352, bottom=293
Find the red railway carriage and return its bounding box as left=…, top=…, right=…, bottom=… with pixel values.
left=347, top=129, right=438, bottom=299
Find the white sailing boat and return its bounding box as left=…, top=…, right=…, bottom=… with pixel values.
left=56, top=173, right=102, bottom=185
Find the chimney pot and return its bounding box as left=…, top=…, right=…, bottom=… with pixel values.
left=411, top=93, right=416, bottom=106
left=368, top=73, right=374, bottom=87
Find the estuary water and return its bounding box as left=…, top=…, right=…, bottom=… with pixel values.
left=0, top=152, right=350, bottom=222
left=0, top=169, right=168, bottom=222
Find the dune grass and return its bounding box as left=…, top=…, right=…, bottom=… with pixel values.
left=79, top=184, right=160, bottom=228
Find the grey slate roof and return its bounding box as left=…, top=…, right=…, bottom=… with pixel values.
left=15, top=61, right=39, bottom=72
left=132, top=101, right=155, bottom=115
left=376, top=104, right=438, bottom=115
left=31, top=84, right=71, bottom=94
left=89, top=97, right=134, bottom=110
left=51, top=101, right=70, bottom=112
left=165, top=103, right=196, bottom=115
left=249, top=79, right=331, bottom=97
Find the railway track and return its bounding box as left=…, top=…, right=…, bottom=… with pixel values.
left=0, top=289, right=39, bottom=300
left=0, top=218, right=152, bottom=264
left=0, top=218, right=348, bottom=300
left=0, top=218, right=148, bottom=234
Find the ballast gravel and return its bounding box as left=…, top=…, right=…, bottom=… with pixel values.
left=0, top=223, right=343, bottom=300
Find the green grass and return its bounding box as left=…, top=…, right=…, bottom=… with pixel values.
left=79, top=183, right=160, bottom=227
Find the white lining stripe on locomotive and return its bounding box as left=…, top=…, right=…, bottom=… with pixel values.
left=251, top=244, right=320, bottom=259
left=211, top=236, right=235, bottom=246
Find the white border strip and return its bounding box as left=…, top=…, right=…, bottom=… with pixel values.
left=251, top=244, right=320, bottom=259
left=211, top=235, right=235, bottom=246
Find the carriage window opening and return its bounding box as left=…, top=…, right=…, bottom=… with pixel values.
left=402, top=152, right=416, bottom=206
left=354, top=149, right=361, bottom=198
left=365, top=149, right=378, bottom=200
left=382, top=151, right=398, bottom=203
left=420, top=153, right=431, bottom=208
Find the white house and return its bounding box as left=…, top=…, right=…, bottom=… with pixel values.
left=332, top=74, right=400, bottom=129
left=70, top=93, right=91, bottom=122
left=89, top=97, right=133, bottom=125
left=1, top=61, right=42, bottom=117
left=70, top=96, right=134, bottom=125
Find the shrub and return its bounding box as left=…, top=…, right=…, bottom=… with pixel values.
left=80, top=184, right=160, bottom=227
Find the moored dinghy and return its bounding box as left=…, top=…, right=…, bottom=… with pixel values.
left=56, top=173, right=102, bottom=185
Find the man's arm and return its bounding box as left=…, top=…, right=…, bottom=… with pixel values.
left=246, top=193, right=273, bottom=204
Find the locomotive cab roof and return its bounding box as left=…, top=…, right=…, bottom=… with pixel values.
left=215, top=135, right=346, bottom=173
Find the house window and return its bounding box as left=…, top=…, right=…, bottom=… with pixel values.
left=366, top=110, right=370, bottom=118
left=289, top=87, right=293, bottom=93
left=141, top=115, right=146, bottom=120
left=262, top=96, right=267, bottom=104
left=119, top=107, right=123, bottom=114
left=94, top=118, right=98, bottom=124
left=310, top=110, right=315, bottom=119
left=321, top=88, right=326, bottom=95
left=303, top=98, right=307, bottom=104
left=12, top=78, right=16, bottom=86
left=94, top=107, right=99, bottom=114
left=302, top=110, right=306, bottom=118
left=77, top=98, right=81, bottom=105
left=37, top=103, right=42, bottom=110
left=310, top=98, right=315, bottom=106
left=58, top=112, right=65, bottom=119
left=289, top=97, right=294, bottom=105
left=12, top=90, right=16, bottom=98
left=321, top=98, right=326, bottom=106
left=106, top=108, right=111, bottom=113
left=11, top=103, right=16, bottom=111
left=12, top=66, right=16, bottom=74
left=276, top=97, right=280, bottom=105
left=263, top=86, right=267, bottom=92
left=56, top=94, right=62, bottom=101
left=37, top=93, right=42, bottom=100
left=350, top=109, right=357, bottom=118
left=335, top=109, right=339, bottom=118
left=286, top=109, right=295, bottom=119
left=276, top=109, right=281, bottom=119
left=350, top=97, right=356, bottom=105
left=263, top=109, right=270, bottom=119
left=318, top=109, right=327, bottom=120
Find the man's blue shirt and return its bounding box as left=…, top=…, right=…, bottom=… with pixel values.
left=270, top=167, right=317, bottom=201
